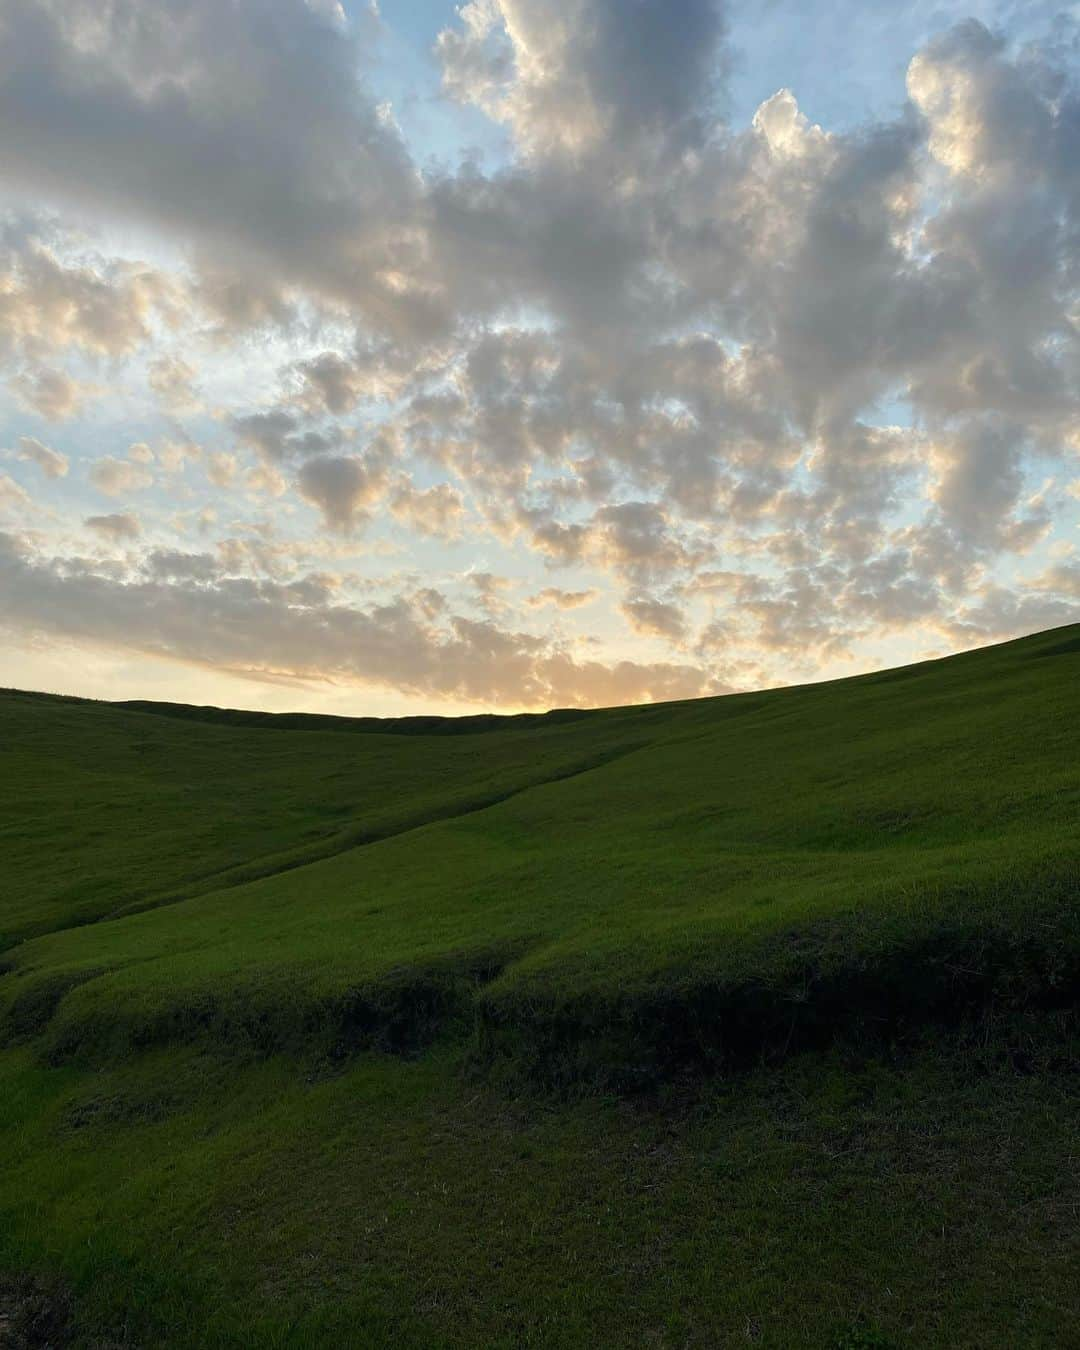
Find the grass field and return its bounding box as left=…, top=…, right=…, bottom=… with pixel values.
left=1, top=626, right=1078, bottom=1346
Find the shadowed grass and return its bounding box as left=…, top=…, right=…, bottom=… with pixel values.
left=0, top=1021, right=1076, bottom=1348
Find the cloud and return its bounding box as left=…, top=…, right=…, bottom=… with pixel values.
left=929, top=418, right=1035, bottom=549
left=0, top=214, right=183, bottom=363
left=296, top=454, right=388, bottom=531
left=389, top=480, right=466, bottom=540
left=205, top=451, right=238, bottom=488
left=438, top=0, right=725, bottom=160
left=0, top=0, right=434, bottom=336
left=233, top=410, right=337, bottom=463
left=10, top=435, right=68, bottom=479
left=10, top=365, right=96, bottom=421
left=907, top=22, right=1047, bottom=182
left=292, top=351, right=368, bottom=415
left=0, top=474, right=32, bottom=515
left=157, top=440, right=201, bottom=474
left=85, top=511, right=141, bottom=542
left=941, top=580, right=1080, bottom=645
left=466, top=570, right=512, bottom=619
left=1027, top=560, right=1080, bottom=600
left=244, top=463, right=289, bottom=498
left=620, top=594, right=688, bottom=643
left=148, top=355, right=201, bottom=413
left=0, top=531, right=718, bottom=708
left=88, top=456, right=154, bottom=497
left=527, top=587, right=597, bottom=610
left=0, top=6, right=1077, bottom=706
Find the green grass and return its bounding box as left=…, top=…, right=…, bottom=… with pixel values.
left=1, top=626, right=1078, bottom=1345
left=1, top=1022, right=1077, bottom=1348
left=0, top=688, right=644, bottom=949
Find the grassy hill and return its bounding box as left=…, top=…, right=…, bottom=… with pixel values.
left=1, top=627, right=1078, bottom=1347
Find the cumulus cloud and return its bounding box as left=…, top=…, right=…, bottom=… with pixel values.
left=0, top=474, right=32, bottom=516
left=466, top=571, right=513, bottom=619
left=941, top=581, right=1080, bottom=645
left=438, top=0, right=725, bottom=159
left=85, top=512, right=141, bottom=542
left=157, top=440, right=201, bottom=474
left=296, top=454, right=388, bottom=531
left=9, top=435, right=68, bottom=479
left=10, top=365, right=96, bottom=421
left=292, top=351, right=368, bottom=415
left=0, top=214, right=183, bottom=363
left=527, top=587, right=598, bottom=610
left=389, top=480, right=466, bottom=540
left=205, top=451, right=238, bottom=488
left=244, top=462, right=289, bottom=498
left=928, top=418, right=1044, bottom=554
left=0, top=0, right=432, bottom=334
left=233, top=410, right=337, bottom=463
left=148, top=355, right=201, bottom=413
left=620, top=594, right=688, bottom=643
left=88, top=456, right=154, bottom=497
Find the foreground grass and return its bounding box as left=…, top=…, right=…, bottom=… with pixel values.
left=2, top=1018, right=1078, bottom=1349
left=1, top=626, right=1078, bottom=1344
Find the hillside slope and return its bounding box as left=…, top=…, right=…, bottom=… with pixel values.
left=0, top=688, right=640, bottom=949
left=1, top=627, right=1078, bottom=1347
left=3, top=624, right=1079, bottom=1080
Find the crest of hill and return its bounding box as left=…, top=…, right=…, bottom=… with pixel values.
left=113, top=699, right=599, bottom=736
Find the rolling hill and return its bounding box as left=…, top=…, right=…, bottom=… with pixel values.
left=1, top=626, right=1078, bottom=1347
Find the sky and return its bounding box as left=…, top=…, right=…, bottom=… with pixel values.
left=0, top=0, right=1078, bottom=716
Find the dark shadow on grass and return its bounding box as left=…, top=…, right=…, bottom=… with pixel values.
left=0, top=1272, right=72, bottom=1349
left=2, top=969, right=107, bottom=1046
left=1032, top=634, right=1080, bottom=659
left=472, top=875, right=1080, bottom=1095
left=14, top=871, right=1079, bottom=1101
left=34, top=941, right=536, bottom=1069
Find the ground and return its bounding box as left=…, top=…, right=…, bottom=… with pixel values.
left=1, top=626, right=1078, bottom=1346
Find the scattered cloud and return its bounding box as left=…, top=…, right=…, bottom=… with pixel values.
left=389, top=480, right=467, bottom=540
left=148, top=355, right=201, bottom=414
left=88, top=457, right=155, bottom=497
left=205, top=451, right=238, bottom=488
left=10, top=365, right=97, bottom=421
left=9, top=435, right=68, bottom=479
left=296, top=454, right=389, bottom=531
left=0, top=216, right=183, bottom=363
left=0, top=531, right=719, bottom=708
left=85, top=512, right=141, bottom=542
left=527, top=587, right=598, bottom=610
left=0, top=2, right=1077, bottom=707
left=0, top=474, right=32, bottom=516
left=620, top=594, right=688, bottom=644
